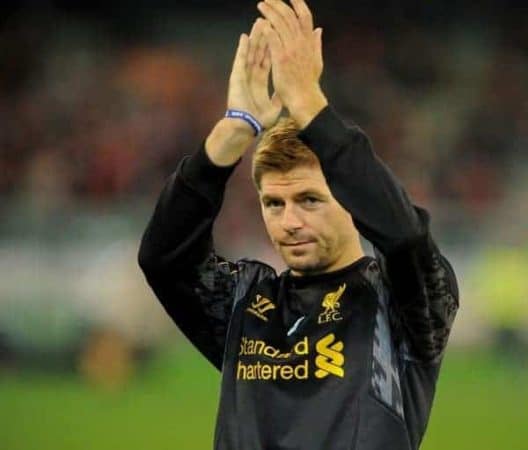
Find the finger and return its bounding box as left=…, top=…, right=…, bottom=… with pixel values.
left=262, top=21, right=283, bottom=63
left=247, top=19, right=263, bottom=68
left=253, top=23, right=268, bottom=69
left=265, top=0, right=301, bottom=35
left=313, top=27, right=323, bottom=78
left=261, top=46, right=272, bottom=72
left=248, top=54, right=269, bottom=111
left=314, top=27, right=322, bottom=59
left=250, top=66, right=271, bottom=108
left=252, top=67, right=281, bottom=122
left=289, top=0, right=314, bottom=33
left=251, top=45, right=271, bottom=88
left=230, top=33, right=249, bottom=82
left=251, top=44, right=270, bottom=81
left=257, top=1, right=294, bottom=44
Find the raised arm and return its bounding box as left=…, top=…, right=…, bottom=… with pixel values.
left=259, top=0, right=458, bottom=362
left=138, top=19, right=281, bottom=369
left=298, top=107, right=459, bottom=362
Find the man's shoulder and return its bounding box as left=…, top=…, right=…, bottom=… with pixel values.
left=233, top=258, right=277, bottom=279
left=230, top=258, right=278, bottom=305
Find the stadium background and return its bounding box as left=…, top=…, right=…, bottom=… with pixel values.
left=1, top=1, right=527, bottom=449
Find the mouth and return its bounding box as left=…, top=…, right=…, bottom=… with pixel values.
left=281, top=240, right=315, bottom=247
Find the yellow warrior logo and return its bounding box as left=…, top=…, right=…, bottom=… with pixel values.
left=246, top=295, right=276, bottom=322
left=318, top=283, right=346, bottom=324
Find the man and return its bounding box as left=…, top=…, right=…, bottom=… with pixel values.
left=138, top=0, right=459, bottom=449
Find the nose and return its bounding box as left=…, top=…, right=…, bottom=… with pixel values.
left=281, top=203, right=303, bottom=234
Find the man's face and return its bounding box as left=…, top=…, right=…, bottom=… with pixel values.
left=259, top=164, right=361, bottom=276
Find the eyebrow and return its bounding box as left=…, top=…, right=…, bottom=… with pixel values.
left=260, top=190, right=327, bottom=203
left=260, top=194, right=282, bottom=204
left=293, top=190, right=326, bottom=200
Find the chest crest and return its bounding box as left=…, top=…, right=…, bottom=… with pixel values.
left=318, top=283, right=347, bottom=324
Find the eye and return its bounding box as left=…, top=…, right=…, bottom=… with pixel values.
left=264, top=198, right=284, bottom=209
left=302, top=196, right=321, bottom=207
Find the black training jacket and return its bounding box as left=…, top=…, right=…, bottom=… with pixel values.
left=138, top=105, right=459, bottom=450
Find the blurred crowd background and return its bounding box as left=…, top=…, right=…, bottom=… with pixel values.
left=1, top=1, right=527, bottom=449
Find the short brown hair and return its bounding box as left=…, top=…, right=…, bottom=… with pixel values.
left=252, top=117, right=320, bottom=190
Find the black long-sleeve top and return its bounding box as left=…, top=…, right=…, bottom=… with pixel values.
left=138, top=105, right=459, bottom=450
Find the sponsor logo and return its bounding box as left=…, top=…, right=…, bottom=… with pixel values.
left=246, top=295, right=276, bottom=322
left=315, top=333, right=345, bottom=378
left=236, top=360, right=309, bottom=381
left=317, top=283, right=346, bottom=324
left=237, top=337, right=309, bottom=380
left=236, top=334, right=346, bottom=381
left=239, top=336, right=308, bottom=359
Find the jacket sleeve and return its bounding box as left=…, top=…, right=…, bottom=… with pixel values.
left=138, top=145, right=275, bottom=370
left=298, top=105, right=459, bottom=362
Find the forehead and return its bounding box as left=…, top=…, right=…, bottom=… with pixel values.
left=259, top=165, right=329, bottom=196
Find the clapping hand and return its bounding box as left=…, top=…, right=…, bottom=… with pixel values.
left=227, top=18, right=283, bottom=133
left=257, top=0, right=327, bottom=128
